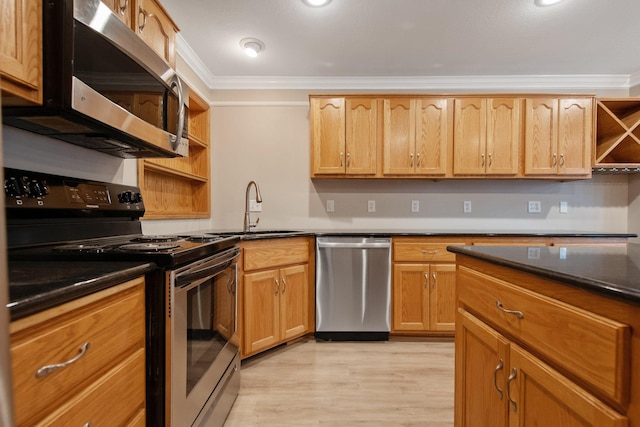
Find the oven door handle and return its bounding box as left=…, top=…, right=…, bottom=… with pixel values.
left=175, top=249, right=240, bottom=288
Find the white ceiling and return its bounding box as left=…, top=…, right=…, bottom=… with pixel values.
left=158, top=0, right=640, bottom=90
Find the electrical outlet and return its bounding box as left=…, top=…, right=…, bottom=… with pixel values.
left=559, top=201, right=568, bottom=214
left=368, top=200, right=376, bottom=213
left=463, top=201, right=472, bottom=213
left=326, top=200, right=335, bottom=213
left=527, top=247, right=541, bottom=259
left=249, top=199, right=262, bottom=212
left=411, top=200, right=419, bottom=213
left=528, top=200, right=541, bottom=213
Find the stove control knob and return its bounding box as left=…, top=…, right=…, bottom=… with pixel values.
left=118, top=191, right=132, bottom=203
left=4, top=176, right=29, bottom=197
left=131, top=192, right=143, bottom=203
left=28, top=179, right=49, bottom=198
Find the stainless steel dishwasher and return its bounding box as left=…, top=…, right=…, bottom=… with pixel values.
left=315, top=236, right=391, bottom=341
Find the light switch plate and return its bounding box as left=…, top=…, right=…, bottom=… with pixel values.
left=463, top=201, right=472, bottom=213
left=368, top=200, right=376, bottom=213
left=411, top=200, right=419, bottom=212
left=559, top=201, right=568, bottom=214
left=326, top=199, right=335, bottom=212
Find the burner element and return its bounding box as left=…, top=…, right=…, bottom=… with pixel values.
left=119, top=243, right=180, bottom=252
left=132, top=235, right=181, bottom=243
left=53, top=244, right=106, bottom=254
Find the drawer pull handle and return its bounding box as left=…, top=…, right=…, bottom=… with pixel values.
left=421, top=249, right=438, bottom=255
left=493, top=359, right=504, bottom=400
left=496, top=301, right=524, bottom=319
left=36, top=342, right=91, bottom=378
left=506, top=367, right=518, bottom=411
left=118, top=0, right=128, bottom=14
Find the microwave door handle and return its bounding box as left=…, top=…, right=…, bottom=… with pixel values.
left=170, top=74, right=185, bottom=151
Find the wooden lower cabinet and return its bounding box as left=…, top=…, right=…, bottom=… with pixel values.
left=9, top=277, right=146, bottom=427
left=392, top=263, right=456, bottom=332
left=392, top=238, right=464, bottom=335
left=240, top=237, right=313, bottom=358
left=244, top=265, right=309, bottom=356
left=456, top=310, right=627, bottom=427
left=455, top=255, right=636, bottom=427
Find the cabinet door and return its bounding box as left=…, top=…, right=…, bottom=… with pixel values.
left=508, top=344, right=627, bottom=427
left=524, top=98, right=559, bottom=175
left=383, top=98, right=416, bottom=175
left=310, top=97, right=346, bottom=175
left=346, top=98, right=378, bottom=175
left=558, top=98, right=593, bottom=176
left=392, top=264, right=429, bottom=331
left=134, top=0, right=177, bottom=67
left=0, top=0, right=42, bottom=105
left=454, top=98, right=487, bottom=175
left=243, top=270, right=280, bottom=354
left=279, top=264, right=309, bottom=340
left=486, top=98, right=520, bottom=176
left=455, top=311, right=509, bottom=427
left=103, top=0, right=132, bottom=27
left=428, top=263, right=456, bottom=332
left=415, top=98, right=449, bottom=175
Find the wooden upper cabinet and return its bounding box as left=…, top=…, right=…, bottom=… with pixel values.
left=0, top=0, right=42, bottom=105
left=310, top=97, right=346, bottom=175
left=383, top=98, right=416, bottom=175
left=525, top=97, right=593, bottom=177
left=310, top=96, right=379, bottom=176
left=558, top=98, right=593, bottom=176
left=454, top=98, right=520, bottom=176
left=454, top=98, right=487, bottom=175
left=103, top=0, right=133, bottom=27
left=346, top=98, right=378, bottom=175
left=383, top=97, right=450, bottom=176
left=134, top=0, right=178, bottom=68
left=415, top=98, right=450, bottom=175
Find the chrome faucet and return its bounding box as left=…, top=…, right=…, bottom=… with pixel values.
left=243, top=180, right=263, bottom=232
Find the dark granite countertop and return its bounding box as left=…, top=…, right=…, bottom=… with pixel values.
left=195, top=229, right=636, bottom=240
left=447, top=244, right=640, bottom=305
left=7, top=261, right=157, bottom=321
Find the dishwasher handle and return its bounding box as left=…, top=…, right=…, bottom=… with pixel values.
left=317, top=240, right=391, bottom=249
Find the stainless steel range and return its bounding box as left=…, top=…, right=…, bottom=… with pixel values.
left=5, top=168, right=241, bottom=427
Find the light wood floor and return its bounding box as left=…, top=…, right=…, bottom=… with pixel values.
left=224, top=338, right=455, bottom=426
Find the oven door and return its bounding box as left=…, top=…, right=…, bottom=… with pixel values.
left=170, top=247, right=240, bottom=427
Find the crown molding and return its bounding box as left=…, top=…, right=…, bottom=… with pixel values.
left=175, top=33, right=217, bottom=89
left=176, top=36, right=634, bottom=91
left=208, top=75, right=631, bottom=90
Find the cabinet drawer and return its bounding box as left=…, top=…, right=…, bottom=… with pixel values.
left=243, top=239, right=309, bottom=271
left=457, top=266, right=630, bottom=406
left=394, top=242, right=463, bottom=262
left=37, top=348, right=145, bottom=426
left=11, top=280, right=145, bottom=426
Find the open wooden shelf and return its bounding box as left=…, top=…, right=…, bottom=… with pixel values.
left=138, top=89, right=210, bottom=218
left=594, top=98, right=640, bottom=172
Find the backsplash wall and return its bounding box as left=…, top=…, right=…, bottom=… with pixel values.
left=209, top=89, right=630, bottom=233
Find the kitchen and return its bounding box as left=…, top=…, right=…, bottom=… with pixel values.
left=2, top=0, right=640, bottom=426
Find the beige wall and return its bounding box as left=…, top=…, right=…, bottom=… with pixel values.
left=209, top=89, right=630, bottom=233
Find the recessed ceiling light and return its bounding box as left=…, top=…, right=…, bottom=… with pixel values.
left=302, top=0, right=332, bottom=7
left=239, top=38, right=265, bottom=58
left=534, top=0, right=564, bottom=6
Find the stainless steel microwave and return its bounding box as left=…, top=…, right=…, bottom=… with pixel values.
left=2, top=0, right=189, bottom=158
